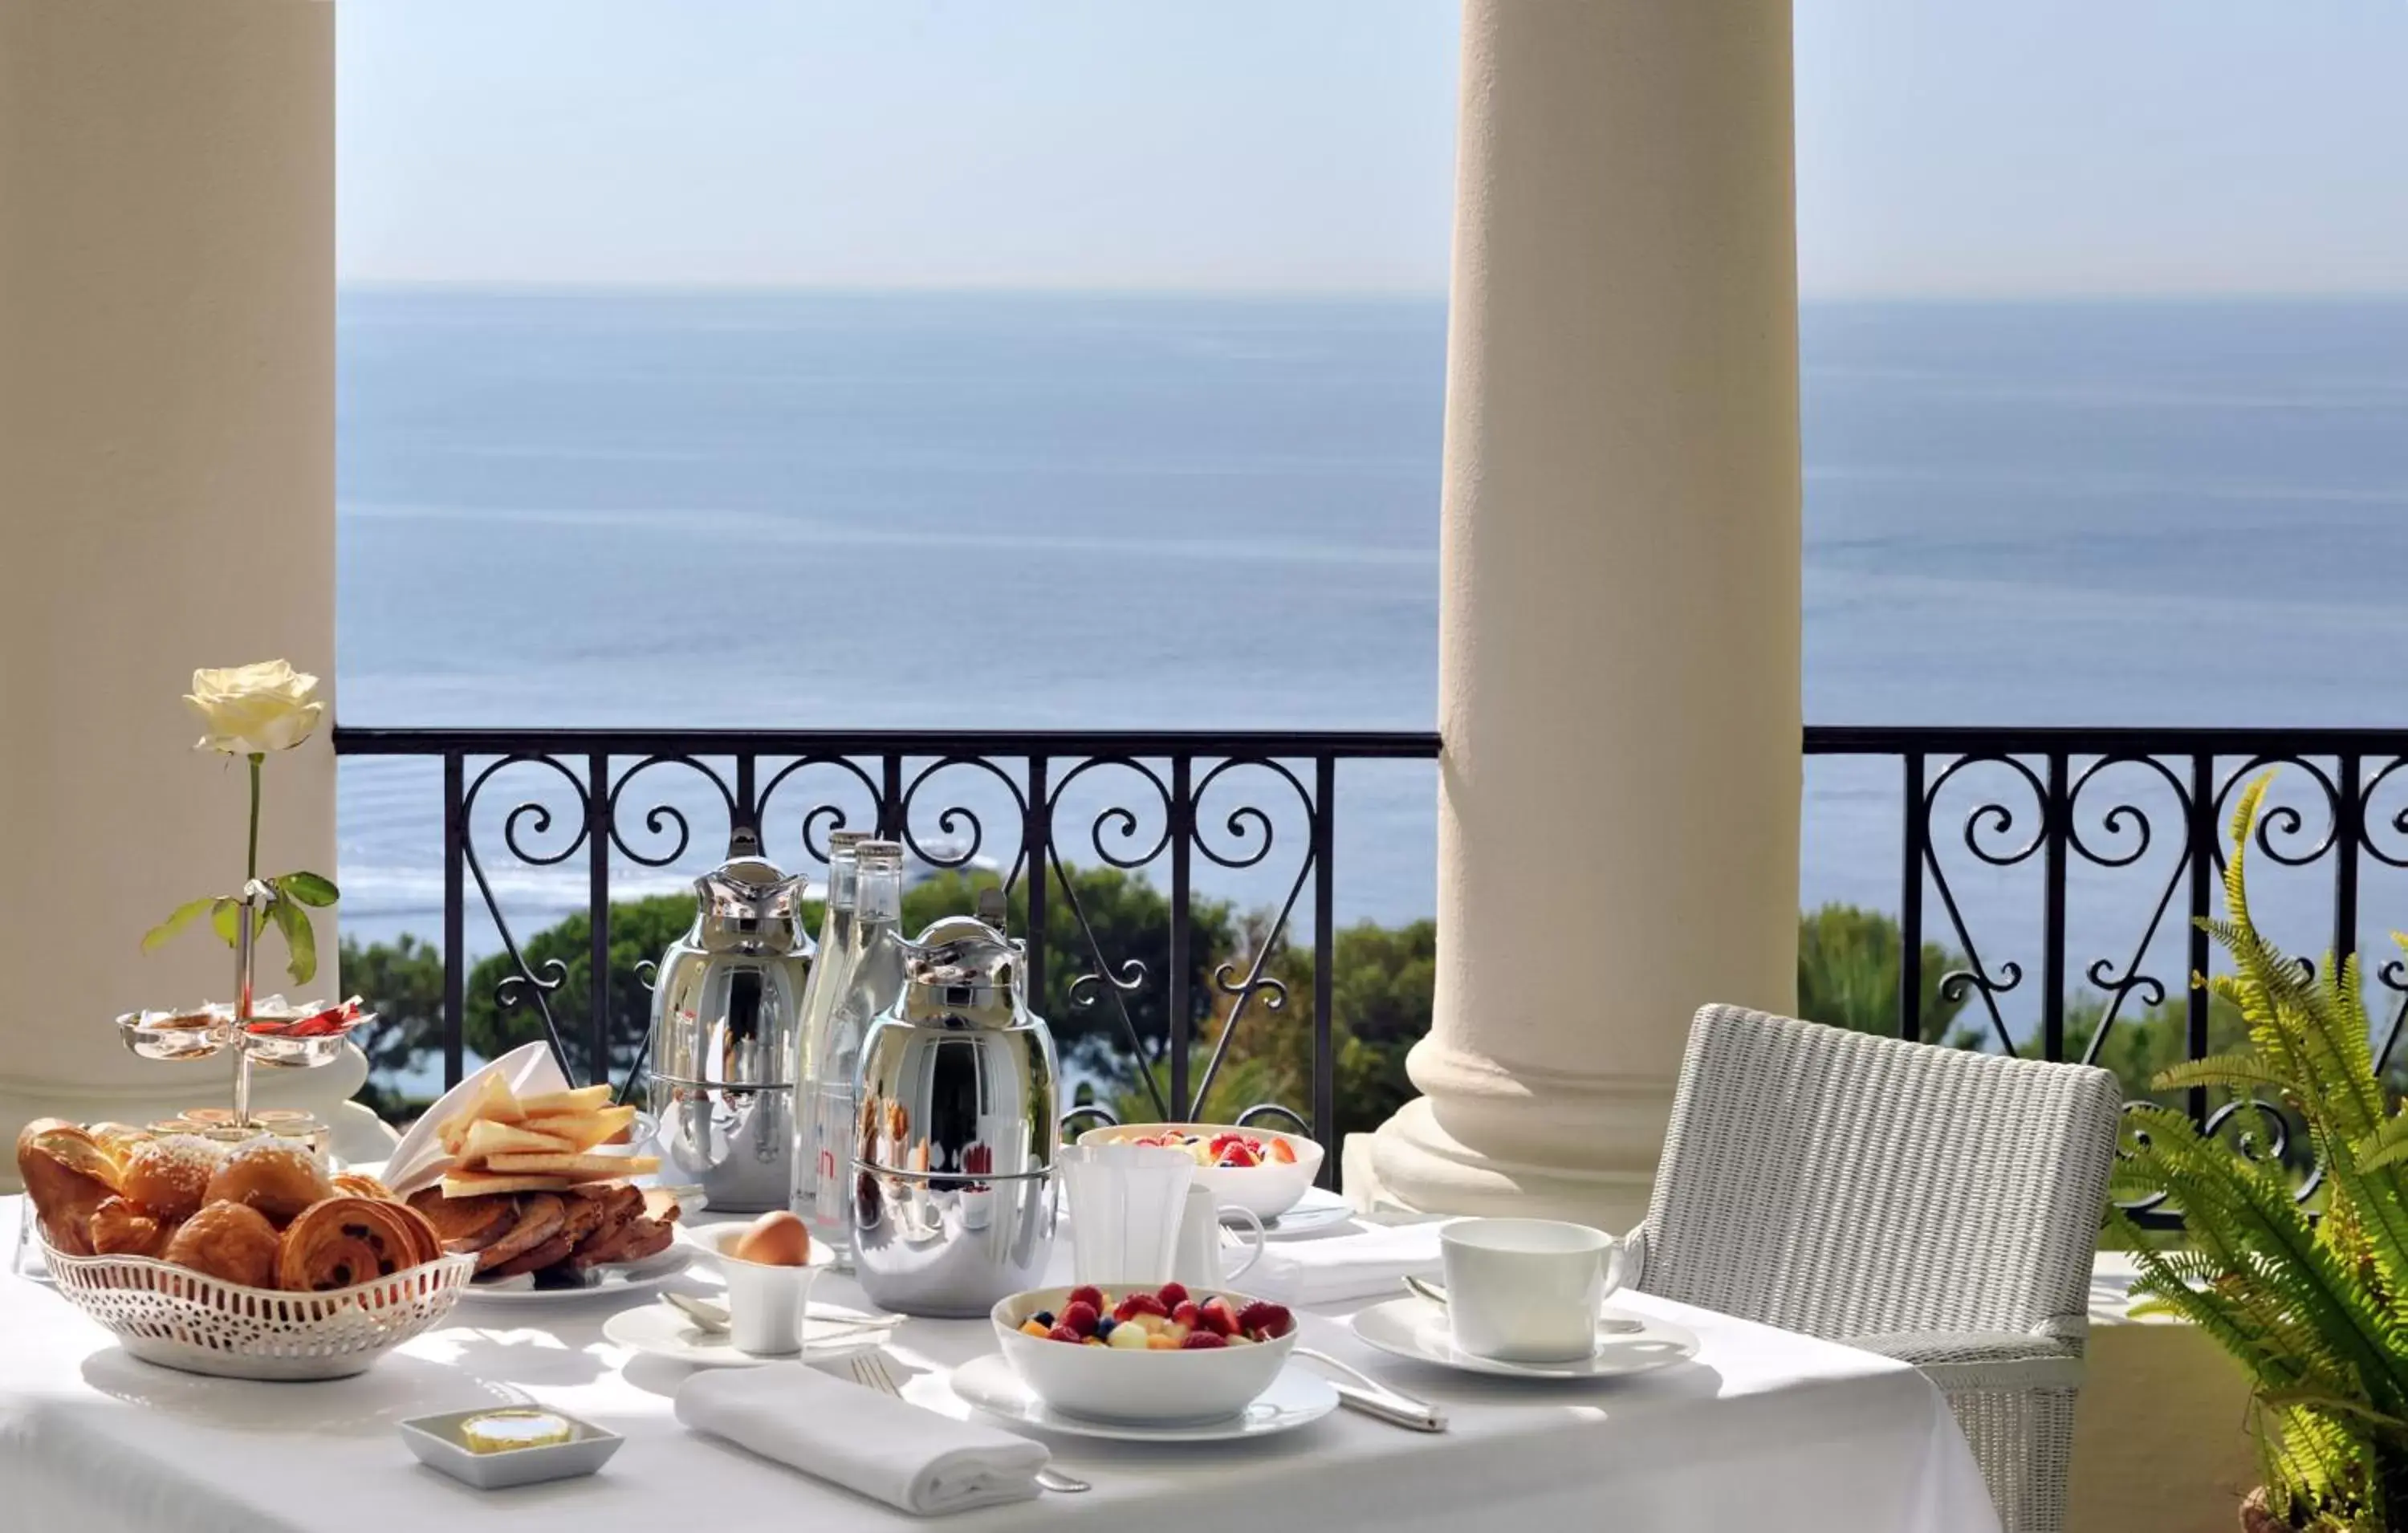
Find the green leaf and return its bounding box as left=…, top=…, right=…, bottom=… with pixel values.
left=270, top=897, right=317, bottom=987
left=276, top=871, right=339, bottom=908
left=141, top=897, right=219, bottom=953
left=209, top=897, right=242, bottom=947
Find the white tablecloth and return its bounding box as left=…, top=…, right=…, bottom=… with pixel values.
left=0, top=1197, right=1998, bottom=1531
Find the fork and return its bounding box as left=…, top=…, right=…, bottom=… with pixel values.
left=848, top=1352, right=1089, bottom=1494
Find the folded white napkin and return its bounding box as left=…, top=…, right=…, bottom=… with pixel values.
left=676, top=1364, right=1049, bottom=1517
left=1245, top=1219, right=1453, bottom=1307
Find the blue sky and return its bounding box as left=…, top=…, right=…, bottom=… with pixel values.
left=339, top=0, right=2408, bottom=298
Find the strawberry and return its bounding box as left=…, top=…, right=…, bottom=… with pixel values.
left=1267, top=1139, right=1297, bottom=1165
left=1216, top=1143, right=1261, bottom=1168
left=1066, top=1284, right=1105, bottom=1315
left=1209, top=1132, right=1247, bottom=1153
left=1061, top=1299, right=1100, bottom=1336
left=1195, top=1298, right=1239, bottom=1337
left=1170, top=1301, right=1203, bottom=1330
left=1112, top=1292, right=1168, bottom=1323
left=1234, top=1300, right=1291, bottom=1339
left=1180, top=1331, right=1228, bottom=1349
left=1046, top=1324, right=1081, bottom=1344
left=1154, top=1281, right=1190, bottom=1309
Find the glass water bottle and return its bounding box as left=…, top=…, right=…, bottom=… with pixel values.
left=800, top=839, right=908, bottom=1267
left=787, top=830, right=867, bottom=1221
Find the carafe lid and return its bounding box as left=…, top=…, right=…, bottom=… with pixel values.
left=689, top=827, right=811, bottom=954
left=899, top=920, right=1026, bottom=1027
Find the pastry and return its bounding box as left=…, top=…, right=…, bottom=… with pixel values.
left=391, top=1200, right=444, bottom=1267
left=406, top=1186, right=517, bottom=1254
left=330, top=1170, right=395, bottom=1202
left=163, top=1201, right=279, bottom=1287
left=273, top=1196, right=429, bottom=1291
left=472, top=1193, right=565, bottom=1274
left=87, top=1195, right=172, bottom=1259
left=120, top=1136, right=224, bottom=1223
left=16, top=1120, right=124, bottom=1256
left=202, top=1141, right=331, bottom=1226
left=85, top=1122, right=151, bottom=1161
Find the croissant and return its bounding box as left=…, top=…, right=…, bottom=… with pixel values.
left=275, top=1196, right=432, bottom=1291
left=16, top=1120, right=124, bottom=1257
left=88, top=1195, right=173, bottom=1259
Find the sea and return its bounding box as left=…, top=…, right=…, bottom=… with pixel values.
left=336, top=291, right=2408, bottom=1048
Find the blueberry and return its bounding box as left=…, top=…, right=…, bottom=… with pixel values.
left=1096, top=1316, right=1117, bottom=1338
left=1032, top=1310, right=1056, bottom=1328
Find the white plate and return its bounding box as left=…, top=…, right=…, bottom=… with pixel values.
left=1350, top=1297, right=1700, bottom=1380
left=601, top=1301, right=893, bottom=1368
left=1249, top=1185, right=1356, bottom=1238
left=947, top=1352, right=1339, bottom=1442
left=455, top=1246, right=691, bottom=1304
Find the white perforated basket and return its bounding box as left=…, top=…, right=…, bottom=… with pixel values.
left=40, top=1237, right=479, bottom=1381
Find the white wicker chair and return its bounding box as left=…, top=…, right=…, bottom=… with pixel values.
left=1630, top=1003, right=2124, bottom=1533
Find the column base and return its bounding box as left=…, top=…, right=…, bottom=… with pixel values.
left=1348, top=1039, right=1676, bottom=1234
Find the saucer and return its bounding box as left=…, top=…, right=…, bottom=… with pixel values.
left=1350, top=1297, right=1700, bottom=1380
left=947, top=1353, right=1339, bottom=1442
left=1252, top=1185, right=1357, bottom=1238
left=602, top=1302, right=894, bottom=1368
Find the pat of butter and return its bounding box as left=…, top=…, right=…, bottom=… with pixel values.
left=458, top=1409, right=576, bottom=1454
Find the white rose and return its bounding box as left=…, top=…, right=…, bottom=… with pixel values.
left=185, top=661, right=324, bottom=755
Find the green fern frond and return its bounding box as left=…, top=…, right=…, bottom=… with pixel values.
left=2357, top=1113, right=2408, bottom=1173
left=2110, top=771, right=2408, bottom=1528
left=2154, top=1051, right=2293, bottom=1094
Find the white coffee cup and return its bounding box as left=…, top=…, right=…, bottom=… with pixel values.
left=1170, top=1183, right=1266, bottom=1289
left=1438, top=1218, right=1629, bottom=1363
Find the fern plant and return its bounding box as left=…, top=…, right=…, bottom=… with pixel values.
left=2109, top=772, right=2408, bottom=1531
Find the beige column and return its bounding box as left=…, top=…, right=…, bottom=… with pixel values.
left=1349, top=0, right=1802, bottom=1229
left=0, top=0, right=357, bottom=1175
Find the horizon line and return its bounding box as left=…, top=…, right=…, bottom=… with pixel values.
left=335, top=277, right=2408, bottom=305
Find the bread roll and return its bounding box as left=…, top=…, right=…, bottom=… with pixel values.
left=164, top=1201, right=279, bottom=1287
left=203, top=1141, right=332, bottom=1226
left=120, top=1136, right=224, bottom=1223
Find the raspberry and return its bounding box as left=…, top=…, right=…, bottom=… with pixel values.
left=1061, top=1299, right=1100, bottom=1336
left=1180, top=1331, right=1228, bottom=1349
left=1046, top=1324, right=1081, bottom=1343
left=1066, top=1284, right=1105, bottom=1314
left=1155, top=1281, right=1190, bottom=1308
left=1234, top=1301, right=1291, bottom=1338
left=1113, top=1292, right=1168, bottom=1322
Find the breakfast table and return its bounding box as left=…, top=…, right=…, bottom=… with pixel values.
left=0, top=1195, right=1999, bottom=1532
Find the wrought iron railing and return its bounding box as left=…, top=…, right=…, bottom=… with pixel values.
left=337, top=722, right=2408, bottom=1220
left=1807, top=726, right=2408, bottom=1224
left=332, top=726, right=1442, bottom=1179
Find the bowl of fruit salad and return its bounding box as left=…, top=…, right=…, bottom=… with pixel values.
left=1076, top=1123, right=1324, bottom=1219
left=992, top=1281, right=1298, bottom=1423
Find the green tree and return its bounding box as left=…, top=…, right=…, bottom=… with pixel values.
left=463, top=893, right=698, bottom=1088
left=1112, top=916, right=1434, bottom=1143
left=902, top=866, right=1235, bottom=1088
left=340, top=932, right=445, bottom=1120
left=1796, top=902, right=1977, bottom=1047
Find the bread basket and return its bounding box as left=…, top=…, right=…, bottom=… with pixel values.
left=39, top=1235, right=478, bottom=1381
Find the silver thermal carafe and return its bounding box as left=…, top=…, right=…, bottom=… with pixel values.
left=851, top=897, right=1060, bottom=1316
left=646, top=829, right=815, bottom=1212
